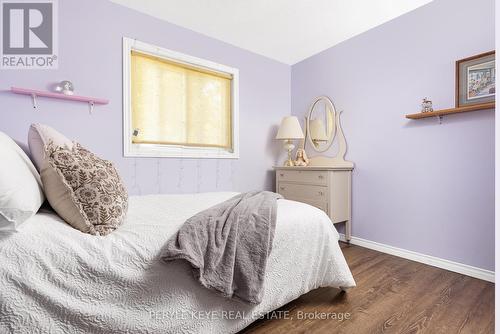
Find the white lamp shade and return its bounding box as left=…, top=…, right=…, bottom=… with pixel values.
left=276, top=116, right=304, bottom=140
left=310, top=118, right=328, bottom=141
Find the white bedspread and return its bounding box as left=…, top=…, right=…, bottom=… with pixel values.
left=0, top=192, right=355, bottom=334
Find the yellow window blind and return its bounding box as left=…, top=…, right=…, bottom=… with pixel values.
left=131, top=51, right=233, bottom=150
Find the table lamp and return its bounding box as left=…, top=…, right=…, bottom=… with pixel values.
left=275, top=116, right=304, bottom=166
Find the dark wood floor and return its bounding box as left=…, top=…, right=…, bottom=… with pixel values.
left=240, top=242, right=495, bottom=334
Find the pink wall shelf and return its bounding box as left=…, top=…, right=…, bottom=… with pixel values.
left=10, top=86, right=109, bottom=113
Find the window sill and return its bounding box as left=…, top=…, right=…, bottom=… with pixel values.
left=124, top=143, right=239, bottom=159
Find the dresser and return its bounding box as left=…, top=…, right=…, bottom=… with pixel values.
left=274, top=166, right=353, bottom=241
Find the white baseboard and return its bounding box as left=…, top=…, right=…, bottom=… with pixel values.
left=339, top=234, right=495, bottom=283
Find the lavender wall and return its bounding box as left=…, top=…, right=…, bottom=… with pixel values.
left=292, top=0, right=495, bottom=270
left=0, top=0, right=290, bottom=194
left=495, top=0, right=499, bottom=321
left=1, top=0, right=494, bottom=271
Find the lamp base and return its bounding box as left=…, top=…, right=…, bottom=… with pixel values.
left=284, top=158, right=294, bottom=167
left=282, top=140, right=295, bottom=167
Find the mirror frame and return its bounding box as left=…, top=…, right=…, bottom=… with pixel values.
left=306, top=96, right=337, bottom=153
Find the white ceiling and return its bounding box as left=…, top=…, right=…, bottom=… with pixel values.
left=110, top=0, right=433, bottom=65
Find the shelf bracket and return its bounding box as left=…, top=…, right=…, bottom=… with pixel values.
left=31, top=94, right=37, bottom=110
left=88, top=101, right=94, bottom=115
left=437, top=115, right=443, bottom=124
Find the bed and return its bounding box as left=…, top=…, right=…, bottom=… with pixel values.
left=0, top=192, right=355, bottom=333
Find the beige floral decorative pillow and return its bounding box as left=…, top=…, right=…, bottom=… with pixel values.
left=41, top=142, right=128, bottom=236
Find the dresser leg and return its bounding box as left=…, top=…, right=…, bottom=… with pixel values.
left=345, top=220, right=351, bottom=242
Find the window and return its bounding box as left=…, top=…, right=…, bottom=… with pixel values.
left=123, top=38, right=239, bottom=158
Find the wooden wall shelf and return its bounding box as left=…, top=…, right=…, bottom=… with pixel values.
left=405, top=102, right=495, bottom=120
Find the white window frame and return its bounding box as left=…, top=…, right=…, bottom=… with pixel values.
left=122, top=37, right=239, bottom=159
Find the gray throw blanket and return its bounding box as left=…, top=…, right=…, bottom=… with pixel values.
left=161, top=191, right=282, bottom=304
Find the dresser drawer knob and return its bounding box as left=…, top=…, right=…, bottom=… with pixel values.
left=318, top=191, right=324, bottom=196
left=279, top=173, right=284, bottom=177
left=318, top=175, right=324, bottom=179
left=280, top=187, right=285, bottom=191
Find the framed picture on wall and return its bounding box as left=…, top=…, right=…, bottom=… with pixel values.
left=456, top=51, right=495, bottom=108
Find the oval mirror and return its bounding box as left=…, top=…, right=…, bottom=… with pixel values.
left=306, top=96, right=336, bottom=153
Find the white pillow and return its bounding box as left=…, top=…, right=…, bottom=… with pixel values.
left=0, top=132, right=45, bottom=232
left=28, top=123, right=73, bottom=171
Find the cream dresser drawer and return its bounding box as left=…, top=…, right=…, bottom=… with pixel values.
left=275, top=166, right=353, bottom=241
left=276, top=169, right=328, bottom=185
left=278, top=183, right=328, bottom=202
